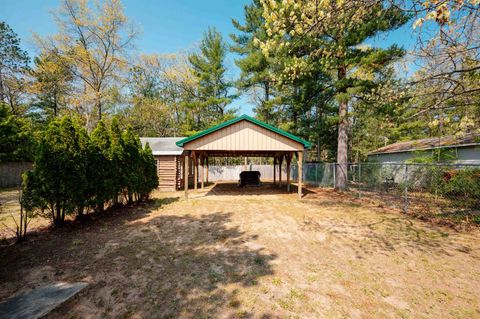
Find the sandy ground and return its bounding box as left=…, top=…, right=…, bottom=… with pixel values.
left=1, top=182, right=479, bottom=318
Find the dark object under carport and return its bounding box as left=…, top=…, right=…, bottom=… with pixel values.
left=239, top=171, right=261, bottom=187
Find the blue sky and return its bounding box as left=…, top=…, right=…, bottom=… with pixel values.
left=1, top=0, right=416, bottom=115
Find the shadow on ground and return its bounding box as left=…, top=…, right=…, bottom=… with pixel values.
left=301, top=188, right=476, bottom=259
left=0, top=196, right=276, bottom=318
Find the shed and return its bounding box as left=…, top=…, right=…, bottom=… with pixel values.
left=367, top=133, right=480, bottom=164
left=140, top=137, right=186, bottom=191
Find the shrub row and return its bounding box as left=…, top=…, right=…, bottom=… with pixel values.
left=22, top=117, right=158, bottom=226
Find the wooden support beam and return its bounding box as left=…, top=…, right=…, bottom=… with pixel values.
left=273, top=157, right=276, bottom=185
left=184, top=152, right=189, bottom=200
left=278, top=155, right=284, bottom=188
left=206, top=157, right=209, bottom=184
left=200, top=155, right=204, bottom=189
left=298, top=151, right=303, bottom=199
left=286, top=153, right=292, bottom=192
left=192, top=152, right=198, bottom=191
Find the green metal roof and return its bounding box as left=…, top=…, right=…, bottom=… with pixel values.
left=176, top=114, right=312, bottom=148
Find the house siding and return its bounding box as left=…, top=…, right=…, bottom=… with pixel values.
left=368, top=145, right=480, bottom=164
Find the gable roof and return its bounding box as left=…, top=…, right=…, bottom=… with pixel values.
left=140, top=137, right=185, bottom=155
left=369, top=132, right=480, bottom=155
left=176, top=114, right=312, bottom=148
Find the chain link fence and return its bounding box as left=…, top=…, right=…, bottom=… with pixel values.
left=292, top=162, right=480, bottom=225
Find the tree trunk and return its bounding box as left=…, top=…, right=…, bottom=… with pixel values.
left=96, top=91, right=102, bottom=122
left=0, top=68, right=4, bottom=103
left=54, top=205, right=62, bottom=226
left=78, top=205, right=84, bottom=217
left=53, top=93, right=58, bottom=117
left=265, top=82, right=270, bottom=102
left=23, top=206, right=28, bottom=238
left=9, top=96, right=16, bottom=116
left=336, top=66, right=348, bottom=190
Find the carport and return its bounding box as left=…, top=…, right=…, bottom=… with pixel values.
left=176, top=115, right=311, bottom=200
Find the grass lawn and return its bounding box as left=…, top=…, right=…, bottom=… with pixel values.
left=1, top=182, right=479, bottom=318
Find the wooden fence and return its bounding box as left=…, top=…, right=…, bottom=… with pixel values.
left=0, top=162, right=32, bottom=188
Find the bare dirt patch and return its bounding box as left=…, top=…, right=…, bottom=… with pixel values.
left=1, top=182, right=479, bottom=318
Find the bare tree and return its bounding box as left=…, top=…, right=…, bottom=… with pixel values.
left=393, top=1, right=480, bottom=128
left=1, top=188, right=34, bottom=243
left=35, top=0, right=138, bottom=129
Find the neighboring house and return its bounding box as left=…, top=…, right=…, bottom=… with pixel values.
left=368, top=133, right=480, bottom=164
left=140, top=137, right=189, bottom=191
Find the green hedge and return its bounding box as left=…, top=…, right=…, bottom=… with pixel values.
left=22, top=117, right=158, bottom=226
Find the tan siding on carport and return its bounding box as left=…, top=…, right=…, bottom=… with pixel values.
left=184, top=120, right=303, bottom=151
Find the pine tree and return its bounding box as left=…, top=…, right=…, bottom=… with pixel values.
left=121, top=125, right=142, bottom=204
left=0, top=104, right=35, bottom=162
left=260, top=0, right=409, bottom=189
left=109, top=117, right=125, bottom=204
left=90, top=120, right=114, bottom=212
left=140, top=142, right=159, bottom=200
left=188, top=27, right=235, bottom=128
left=30, top=117, right=88, bottom=225
left=0, top=21, right=29, bottom=115
left=231, top=0, right=273, bottom=121
left=30, top=51, right=73, bottom=118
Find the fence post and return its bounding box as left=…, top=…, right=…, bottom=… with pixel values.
left=358, top=163, right=361, bottom=198
left=333, top=163, right=336, bottom=188
left=403, top=164, right=409, bottom=213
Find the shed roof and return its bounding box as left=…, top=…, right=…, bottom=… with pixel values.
left=176, top=114, right=312, bottom=148
left=369, top=132, right=480, bottom=155
left=140, top=137, right=185, bottom=155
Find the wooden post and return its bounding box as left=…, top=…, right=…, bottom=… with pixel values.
left=184, top=152, right=189, bottom=200
left=298, top=151, right=303, bottom=199
left=273, top=157, right=276, bottom=185
left=278, top=155, right=284, bottom=188
left=206, top=157, right=209, bottom=184
left=286, top=153, right=292, bottom=192
left=200, top=155, right=204, bottom=189
left=192, top=152, right=198, bottom=191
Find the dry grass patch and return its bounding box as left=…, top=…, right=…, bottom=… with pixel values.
left=0, top=188, right=51, bottom=241
left=0, top=183, right=479, bottom=318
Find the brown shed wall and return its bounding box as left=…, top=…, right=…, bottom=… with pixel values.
left=154, top=155, right=195, bottom=191
left=154, top=155, right=179, bottom=191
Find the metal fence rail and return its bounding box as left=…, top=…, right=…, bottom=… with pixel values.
left=292, top=162, right=480, bottom=219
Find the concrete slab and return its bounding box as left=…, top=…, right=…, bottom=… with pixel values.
left=0, top=282, right=87, bottom=319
